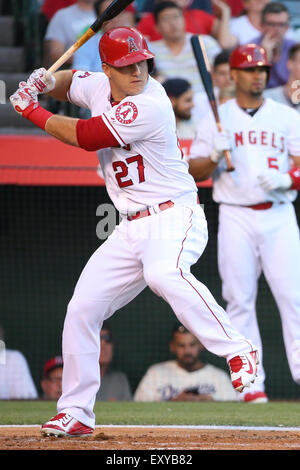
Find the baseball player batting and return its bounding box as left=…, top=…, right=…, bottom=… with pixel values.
left=188, top=44, right=300, bottom=403
left=10, top=28, right=258, bottom=437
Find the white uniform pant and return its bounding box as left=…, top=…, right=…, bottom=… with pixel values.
left=57, top=203, right=255, bottom=427
left=218, top=202, right=300, bottom=396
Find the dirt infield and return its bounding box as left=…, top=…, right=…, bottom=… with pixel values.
left=0, top=426, right=300, bottom=450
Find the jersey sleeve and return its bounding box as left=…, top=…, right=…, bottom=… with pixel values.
left=67, top=71, right=104, bottom=110
left=101, top=95, right=161, bottom=146
left=286, top=108, right=300, bottom=157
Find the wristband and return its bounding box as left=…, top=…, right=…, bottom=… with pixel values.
left=23, top=103, right=53, bottom=130
left=288, top=167, right=300, bottom=190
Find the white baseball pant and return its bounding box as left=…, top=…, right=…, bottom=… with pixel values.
left=218, top=202, right=300, bottom=396
left=57, top=199, right=255, bottom=427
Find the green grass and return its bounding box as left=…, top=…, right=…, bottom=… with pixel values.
left=0, top=401, right=300, bottom=428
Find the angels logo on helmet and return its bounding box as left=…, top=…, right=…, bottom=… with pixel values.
left=128, top=37, right=139, bottom=54
left=252, top=46, right=265, bottom=65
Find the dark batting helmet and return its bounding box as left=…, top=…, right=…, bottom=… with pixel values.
left=229, top=44, right=272, bottom=70
left=99, top=27, right=155, bottom=73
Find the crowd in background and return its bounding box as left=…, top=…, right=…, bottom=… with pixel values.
left=33, top=1, right=300, bottom=133
left=0, top=321, right=238, bottom=402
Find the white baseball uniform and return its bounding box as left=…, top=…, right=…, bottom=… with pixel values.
left=57, top=72, right=256, bottom=427
left=189, top=97, right=300, bottom=396
left=133, top=360, right=238, bottom=402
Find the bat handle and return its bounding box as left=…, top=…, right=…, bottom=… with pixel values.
left=47, top=45, right=77, bottom=75
left=224, top=150, right=235, bottom=172
left=216, top=122, right=235, bottom=172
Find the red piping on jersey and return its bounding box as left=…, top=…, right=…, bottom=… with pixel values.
left=176, top=208, right=232, bottom=340
left=102, top=113, right=127, bottom=147
left=76, top=115, right=119, bottom=151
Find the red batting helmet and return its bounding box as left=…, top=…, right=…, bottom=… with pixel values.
left=229, top=44, right=272, bottom=70
left=99, top=27, right=155, bottom=72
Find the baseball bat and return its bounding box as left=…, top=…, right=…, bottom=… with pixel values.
left=190, top=35, right=235, bottom=172
left=47, top=0, right=135, bottom=74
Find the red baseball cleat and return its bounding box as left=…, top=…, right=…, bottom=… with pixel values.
left=228, top=350, right=259, bottom=393
left=41, top=413, right=93, bottom=437
left=243, top=391, right=268, bottom=403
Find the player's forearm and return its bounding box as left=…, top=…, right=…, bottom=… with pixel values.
left=48, top=70, right=74, bottom=101
left=45, top=115, right=79, bottom=146
left=16, top=96, right=119, bottom=150
left=188, top=157, right=217, bottom=182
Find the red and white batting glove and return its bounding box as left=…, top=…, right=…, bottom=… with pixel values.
left=10, top=83, right=53, bottom=129
left=10, top=82, right=39, bottom=117
left=210, top=129, right=231, bottom=164
left=257, top=169, right=292, bottom=192
left=26, top=67, right=56, bottom=94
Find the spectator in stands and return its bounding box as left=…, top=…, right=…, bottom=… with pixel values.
left=142, top=0, right=243, bottom=19
left=193, top=49, right=234, bottom=121
left=96, top=322, right=132, bottom=401
left=134, top=324, right=237, bottom=402
left=140, top=0, right=213, bottom=14
left=40, top=356, right=63, bottom=400
left=41, top=0, right=77, bottom=22
left=73, top=0, right=135, bottom=72
left=137, top=0, right=237, bottom=49
left=137, top=0, right=216, bottom=42
left=0, top=324, right=38, bottom=400
left=149, top=2, right=221, bottom=94
left=250, top=2, right=296, bottom=88
left=229, top=0, right=271, bottom=45
left=162, top=78, right=196, bottom=140
left=264, top=42, right=300, bottom=112
left=43, top=0, right=97, bottom=69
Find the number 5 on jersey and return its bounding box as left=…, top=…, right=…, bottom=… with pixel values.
left=268, top=157, right=279, bottom=170
left=113, top=155, right=145, bottom=188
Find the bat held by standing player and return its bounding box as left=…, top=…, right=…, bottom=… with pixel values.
left=190, top=34, right=235, bottom=172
